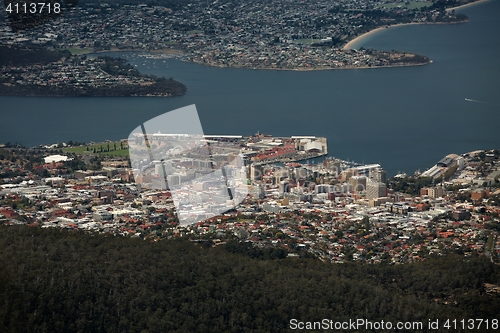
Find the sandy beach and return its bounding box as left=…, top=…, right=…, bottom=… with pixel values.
left=343, top=26, right=389, bottom=50
left=342, top=20, right=472, bottom=50
left=446, top=0, right=489, bottom=11
left=343, top=23, right=432, bottom=50
left=343, top=0, right=488, bottom=50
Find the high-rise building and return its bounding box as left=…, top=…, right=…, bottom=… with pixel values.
left=279, top=180, right=290, bottom=197
left=349, top=176, right=367, bottom=192
left=256, top=184, right=266, bottom=199
left=428, top=186, right=445, bottom=198
left=154, top=161, right=163, bottom=176
left=341, top=168, right=356, bottom=182
left=250, top=164, right=263, bottom=181
left=293, top=167, right=308, bottom=180
left=355, top=164, right=381, bottom=177
left=275, top=169, right=290, bottom=183
left=227, top=153, right=243, bottom=168
left=167, top=174, right=181, bottom=187
left=366, top=180, right=387, bottom=200
left=370, top=167, right=387, bottom=183
left=323, top=159, right=341, bottom=176
left=193, top=159, right=212, bottom=169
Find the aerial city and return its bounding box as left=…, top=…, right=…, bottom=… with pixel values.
left=0, top=0, right=499, bottom=331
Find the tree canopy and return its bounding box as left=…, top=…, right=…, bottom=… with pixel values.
left=0, top=225, right=499, bottom=332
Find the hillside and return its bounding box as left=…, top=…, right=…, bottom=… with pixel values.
left=0, top=225, right=499, bottom=332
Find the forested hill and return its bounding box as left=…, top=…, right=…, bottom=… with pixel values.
left=0, top=226, right=499, bottom=333
left=0, top=46, right=72, bottom=66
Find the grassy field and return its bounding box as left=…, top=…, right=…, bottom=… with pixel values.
left=63, top=141, right=129, bottom=157
left=66, top=48, right=94, bottom=55
left=381, top=1, right=432, bottom=9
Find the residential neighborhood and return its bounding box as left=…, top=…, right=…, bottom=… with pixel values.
left=0, top=136, right=499, bottom=265
left=1, top=0, right=470, bottom=69
left=1, top=55, right=156, bottom=89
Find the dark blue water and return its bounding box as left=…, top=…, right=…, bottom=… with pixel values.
left=0, top=0, right=498, bottom=176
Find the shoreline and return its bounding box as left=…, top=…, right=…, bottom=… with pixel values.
left=343, top=0, right=489, bottom=50
left=343, top=20, right=468, bottom=50
left=69, top=47, right=183, bottom=55
left=446, top=0, right=490, bottom=11
left=190, top=59, right=432, bottom=72
left=343, top=26, right=389, bottom=50
left=92, top=49, right=431, bottom=72
left=70, top=6, right=488, bottom=73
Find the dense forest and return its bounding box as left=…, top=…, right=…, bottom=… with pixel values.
left=3, top=0, right=67, bottom=32
left=0, top=46, right=72, bottom=67
left=0, top=225, right=499, bottom=332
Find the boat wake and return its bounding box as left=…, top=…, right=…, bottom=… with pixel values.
left=464, top=98, right=498, bottom=107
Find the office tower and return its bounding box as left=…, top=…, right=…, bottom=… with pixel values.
left=370, top=167, right=387, bottom=183
left=250, top=164, right=263, bottom=181
left=349, top=175, right=367, bottom=192
left=366, top=180, right=387, bottom=200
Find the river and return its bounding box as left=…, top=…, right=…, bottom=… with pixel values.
left=1, top=0, right=498, bottom=176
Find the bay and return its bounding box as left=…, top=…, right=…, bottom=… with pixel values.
left=0, top=0, right=498, bottom=176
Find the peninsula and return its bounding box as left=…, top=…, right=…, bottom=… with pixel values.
left=0, top=0, right=479, bottom=71
left=0, top=46, right=186, bottom=97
